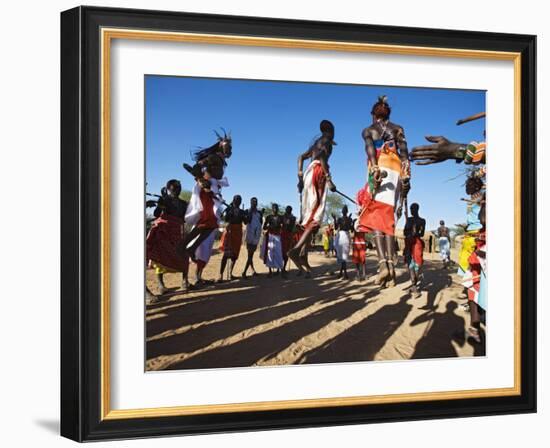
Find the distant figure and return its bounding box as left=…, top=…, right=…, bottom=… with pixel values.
left=352, top=229, right=367, bottom=281
left=404, top=203, right=426, bottom=297
left=261, top=203, right=285, bottom=277
left=217, top=195, right=246, bottom=282
left=282, top=206, right=297, bottom=271
left=333, top=205, right=353, bottom=279
left=437, top=219, right=451, bottom=268
left=322, top=226, right=331, bottom=257
left=241, top=197, right=263, bottom=278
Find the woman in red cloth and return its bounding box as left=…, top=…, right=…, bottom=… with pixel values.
left=403, top=202, right=426, bottom=297
left=146, top=179, right=189, bottom=302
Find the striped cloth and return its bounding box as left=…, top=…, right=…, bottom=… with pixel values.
left=356, top=139, right=403, bottom=236
left=300, top=160, right=327, bottom=231
left=464, top=141, right=486, bottom=165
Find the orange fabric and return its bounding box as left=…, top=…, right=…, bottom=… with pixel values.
left=352, top=233, right=367, bottom=264
left=405, top=236, right=424, bottom=268
left=357, top=194, right=395, bottom=235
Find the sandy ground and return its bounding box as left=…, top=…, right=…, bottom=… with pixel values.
left=145, top=246, right=485, bottom=371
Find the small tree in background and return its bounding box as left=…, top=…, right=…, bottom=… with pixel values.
left=323, top=192, right=348, bottom=225
left=179, top=189, right=192, bottom=202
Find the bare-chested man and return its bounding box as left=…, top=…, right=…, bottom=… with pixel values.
left=356, top=96, right=411, bottom=287
left=288, top=120, right=337, bottom=278
left=404, top=203, right=426, bottom=297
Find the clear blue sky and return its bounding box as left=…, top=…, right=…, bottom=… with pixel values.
left=145, top=75, right=485, bottom=230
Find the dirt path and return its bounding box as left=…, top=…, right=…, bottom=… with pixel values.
left=145, top=248, right=485, bottom=371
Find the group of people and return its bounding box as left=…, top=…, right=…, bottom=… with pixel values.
left=145, top=140, right=304, bottom=304
left=144, top=94, right=487, bottom=343
left=411, top=120, right=487, bottom=343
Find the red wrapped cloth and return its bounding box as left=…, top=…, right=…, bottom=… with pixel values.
left=197, top=189, right=218, bottom=229
left=404, top=236, right=424, bottom=271
left=146, top=212, right=189, bottom=273
left=281, top=229, right=294, bottom=261
left=352, top=232, right=367, bottom=264
left=220, top=223, right=243, bottom=259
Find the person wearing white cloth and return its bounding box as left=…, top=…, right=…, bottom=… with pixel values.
left=437, top=220, right=451, bottom=268
left=333, top=205, right=353, bottom=279
left=260, top=203, right=285, bottom=277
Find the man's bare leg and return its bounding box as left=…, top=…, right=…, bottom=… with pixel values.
left=242, top=246, right=254, bottom=277
left=373, top=233, right=390, bottom=286
left=288, top=227, right=314, bottom=274
left=468, top=302, right=482, bottom=343
left=156, top=273, right=167, bottom=295
left=217, top=254, right=229, bottom=282
left=181, top=272, right=189, bottom=292
left=228, top=258, right=238, bottom=280
left=385, top=234, right=397, bottom=287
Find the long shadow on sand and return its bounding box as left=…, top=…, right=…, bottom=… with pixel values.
left=295, top=293, right=412, bottom=364
left=147, top=278, right=384, bottom=370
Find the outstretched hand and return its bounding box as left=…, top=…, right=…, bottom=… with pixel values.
left=411, top=136, right=464, bottom=165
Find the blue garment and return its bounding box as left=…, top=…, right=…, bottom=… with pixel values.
left=466, top=203, right=483, bottom=232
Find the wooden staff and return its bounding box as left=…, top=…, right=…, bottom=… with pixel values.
left=456, top=112, right=486, bottom=126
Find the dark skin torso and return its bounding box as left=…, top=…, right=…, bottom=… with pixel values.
left=244, top=208, right=262, bottom=225
left=223, top=205, right=246, bottom=225
left=264, top=214, right=283, bottom=232
left=335, top=216, right=353, bottom=232
left=298, top=134, right=333, bottom=179
left=437, top=225, right=450, bottom=238
left=362, top=120, right=409, bottom=165
left=404, top=215, right=426, bottom=238
left=154, top=196, right=187, bottom=219
left=282, top=213, right=296, bottom=232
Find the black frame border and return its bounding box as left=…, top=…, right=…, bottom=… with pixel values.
left=61, top=6, right=536, bottom=442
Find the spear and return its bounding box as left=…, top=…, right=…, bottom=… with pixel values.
left=333, top=189, right=357, bottom=205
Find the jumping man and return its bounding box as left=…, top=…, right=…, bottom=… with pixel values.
left=356, top=96, right=411, bottom=287
left=288, top=120, right=338, bottom=278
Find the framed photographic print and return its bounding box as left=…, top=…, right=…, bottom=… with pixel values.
left=60, top=6, right=536, bottom=441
